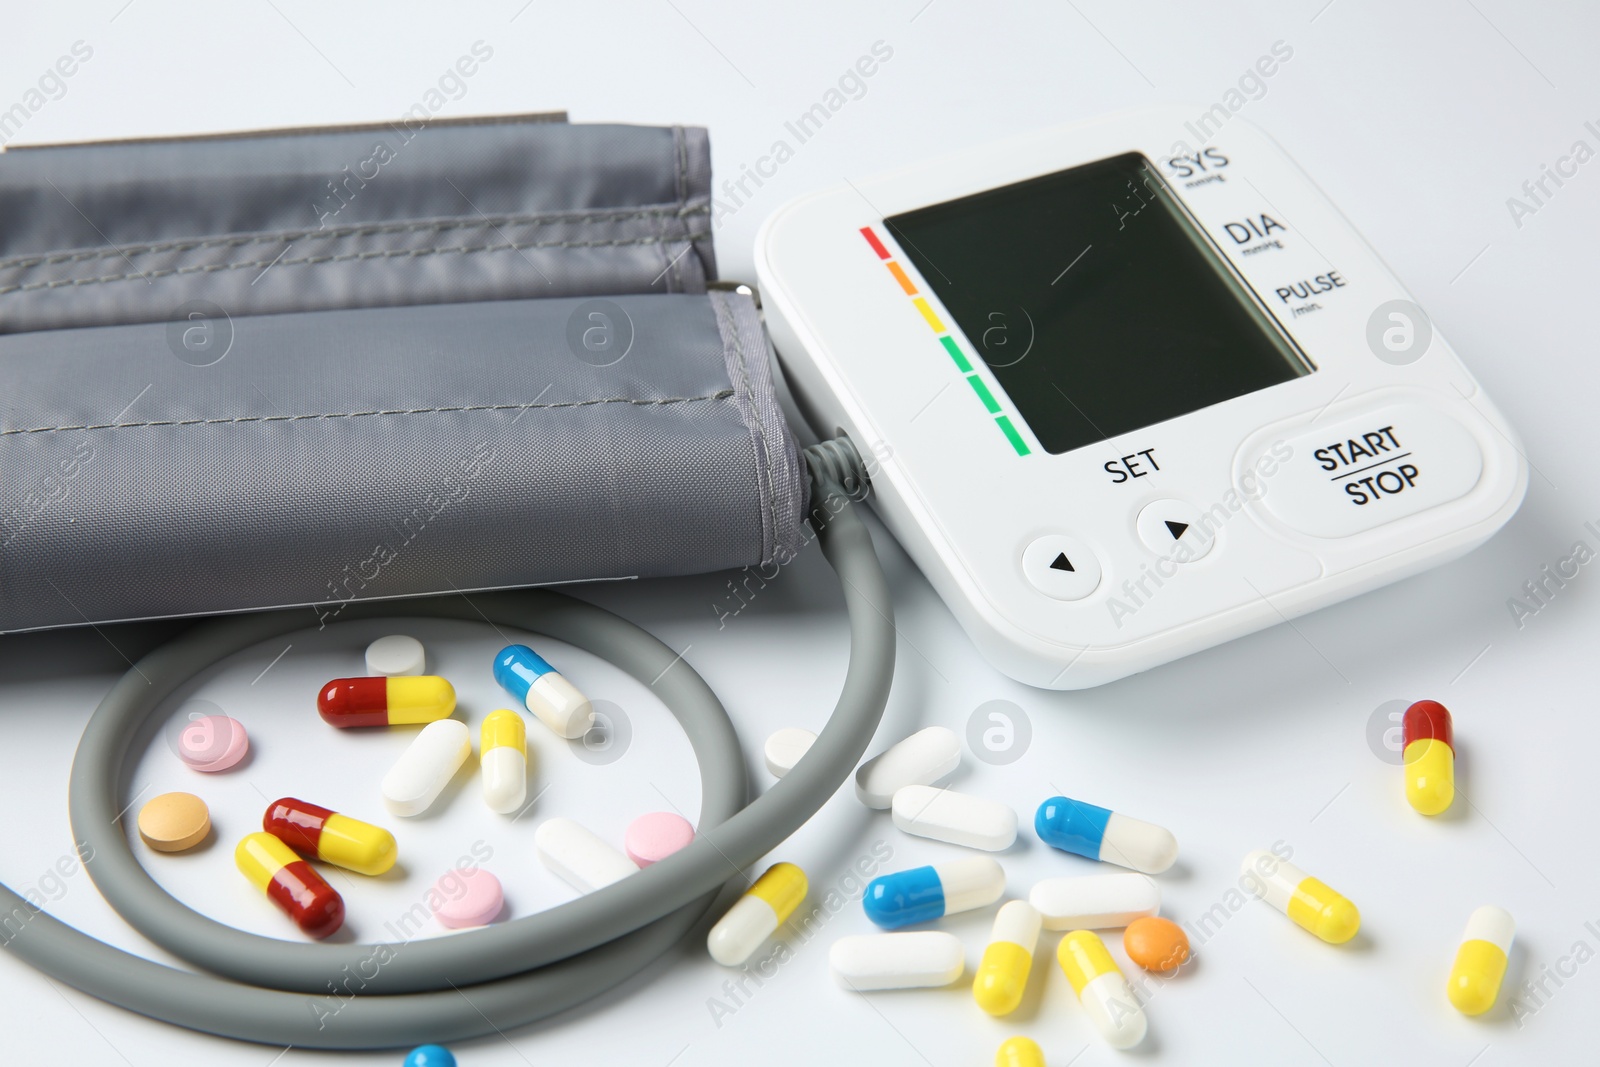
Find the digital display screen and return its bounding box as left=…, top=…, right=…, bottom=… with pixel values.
left=885, top=153, right=1311, bottom=455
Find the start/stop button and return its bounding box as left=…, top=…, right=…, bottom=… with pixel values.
left=1252, top=404, right=1483, bottom=538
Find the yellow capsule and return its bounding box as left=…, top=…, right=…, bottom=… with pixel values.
left=481, top=709, right=529, bottom=814
left=1404, top=738, right=1455, bottom=816
left=974, top=901, right=1040, bottom=1016
left=318, top=675, right=456, bottom=727
left=1057, top=930, right=1147, bottom=1049
left=1448, top=906, right=1514, bottom=1015
left=234, top=832, right=344, bottom=938
left=995, top=1036, right=1045, bottom=1067
left=708, top=863, right=808, bottom=967
left=1243, top=850, right=1360, bottom=944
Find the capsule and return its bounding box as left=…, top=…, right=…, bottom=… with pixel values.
left=1403, top=699, right=1455, bottom=815
left=234, top=831, right=344, bottom=939
left=317, top=676, right=455, bottom=728
left=995, top=1037, right=1045, bottom=1067
left=263, top=798, right=397, bottom=876
left=480, top=709, right=529, bottom=814
left=1035, top=796, right=1177, bottom=874
left=382, top=719, right=471, bottom=817
left=493, top=644, right=592, bottom=738
left=829, top=931, right=965, bottom=990
left=534, top=817, right=638, bottom=893
left=1241, top=849, right=1360, bottom=944
left=864, top=856, right=1005, bottom=930
left=1448, top=906, right=1514, bottom=1015
left=708, top=862, right=808, bottom=966
left=1058, top=929, right=1147, bottom=1049
left=973, top=900, right=1041, bottom=1016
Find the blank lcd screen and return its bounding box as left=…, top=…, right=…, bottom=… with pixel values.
left=885, top=153, right=1311, bottom=455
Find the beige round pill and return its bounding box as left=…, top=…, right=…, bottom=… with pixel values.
left=138, top=792, right=212, bottom=853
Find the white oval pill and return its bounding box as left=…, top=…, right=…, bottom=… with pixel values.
left=1029, top=873, right=1161, bottom=931
left=381, top=719, right=470, bottom=817
left=830, top=932, right=965, bottom=991
left=855, top=726, right=960, bottom=809
left=891, top=785, right=1017, bottom=851
left=534, top=817, right=638, bottom=893
left=764, top=727, right=816, bottom=778
left=366, top=634, right=425, bottom=676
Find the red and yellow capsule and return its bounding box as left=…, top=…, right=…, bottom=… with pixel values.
left=317, top=676, right=455, bottom=728
left=235, top=831, right=344, bottom=938
left=264, top=798, right=397, bottom=876
left=1403, top=699, right=1454, bottom=815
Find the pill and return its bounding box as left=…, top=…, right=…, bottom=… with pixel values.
left=1124, top=916, right=1190, bottom=972
left=234, top=831, right=344, bottom=939
left=625, top=811, right=695, bottom=867
left=480, top=709, right=528, bottom=815
left=1058, top=929, right=1147, bottom=1049
left=535, top=817, right=638, bottom=893
left=1241, top=849, right=1360, bottom=944
left=493, top=644, right=593, bottom=738
left=1403, top=699, right=1455, bottom=815
left=995, top=1037, right=1045, bottom=1067
left=892, top=785, right=1018, bottom=851
left=137, top=792, right=211, bottom=853
left=1029, top=872, right=1161, bottom=931
left=973, top=900, right=1041, bottom=1015
left=1448, top=906, right=1514, bottom=1015
left=365, top=634, right=425, bottom=676
left=404, top=1047, right=456, bottom=1067
left=863, top=856, right=1005, bottom=929
left=382, top=719, right=471, bottom=817
left=177, top=714, right=250, bottom=772
left=764, top=727, right=816, bottom=778
left=1035, top=795, right=1177, bottom=874
left=432, top=866, right=504, bottom=929
left=855, top=726, right=961, bottom=809
left=829, top=931, right=965, bottom=990
left=263, top=797, right=397, bottom=876
left=707, top=862, right=808, bottom=966
left=318, top=676, right=456, bottom=728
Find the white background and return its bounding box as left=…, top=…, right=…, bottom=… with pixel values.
left=2, top=1, right=1598, bottom=1064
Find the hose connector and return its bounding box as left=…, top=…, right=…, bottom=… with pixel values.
left=804, top=437, right=872, bottom=503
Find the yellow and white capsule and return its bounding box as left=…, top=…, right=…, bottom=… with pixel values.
left=707, top=862, right=807, bottom=967
left=480, top=709, right=528, bottom=814
left=973, top=900, right=1041, bottom=1016
left=995, top=1036, right=1045, bottom=1067
left=1448, top=906, right=1514, bottom=1015
left=1241, top=849, right=1360, bottom=944
left=1058, top=930, right=1147, bottom=1050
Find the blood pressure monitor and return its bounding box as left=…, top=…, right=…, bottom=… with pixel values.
left=755, top=107, right=1527, bottom=689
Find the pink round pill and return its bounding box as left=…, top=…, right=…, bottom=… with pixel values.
left=433, top=867, right=504, bottom=929
left=625, top=812, right=695, bottom=867
left=178, top=715, right=249, bottom=772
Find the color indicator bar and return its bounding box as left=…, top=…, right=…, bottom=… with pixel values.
left=860, top=226, right=1030, bottom=456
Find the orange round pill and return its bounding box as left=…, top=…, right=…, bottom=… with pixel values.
left=1124, top=916, right=1190, bottom=972
left=137, top=792, right=212, bottom=853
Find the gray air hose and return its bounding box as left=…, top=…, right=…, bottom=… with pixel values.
left=0, top=448, right=893, bottom=1048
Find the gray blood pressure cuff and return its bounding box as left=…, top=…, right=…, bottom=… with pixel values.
left=0, top=115, right=807, bottom=631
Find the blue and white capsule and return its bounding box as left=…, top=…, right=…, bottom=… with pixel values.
left=1035, top=796, right=1177, bottom=875
left=493, top=644, right=593, bottom=739
left=864, top=856, right=1006, bottom=930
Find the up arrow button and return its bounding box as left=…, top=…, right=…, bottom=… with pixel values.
left=1022, top=535, right=1101, bottom=601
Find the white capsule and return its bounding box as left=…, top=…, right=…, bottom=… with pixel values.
left=534, top=817, right=638, bottom=893
left=764, top=727, right=816, bottom=778
left=706, top=863, right=807, bottom=967
left=365, top=634, right=425, bottom=676
left=480, top=709, right=529, bottom=815
left=381, top=719, right=470, bottom=816
left=1029, top=873, right=1161, bottom=931
left=855, top=726, right=961, bottom=809
left=830, top=932, right=965, bottom=991
left=891, top=785, right=1017, bottom=851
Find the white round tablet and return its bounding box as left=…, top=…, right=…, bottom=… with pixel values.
left=366, top=634, right=425, bottom=676
left=764, top=727, right=816, bottom=778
